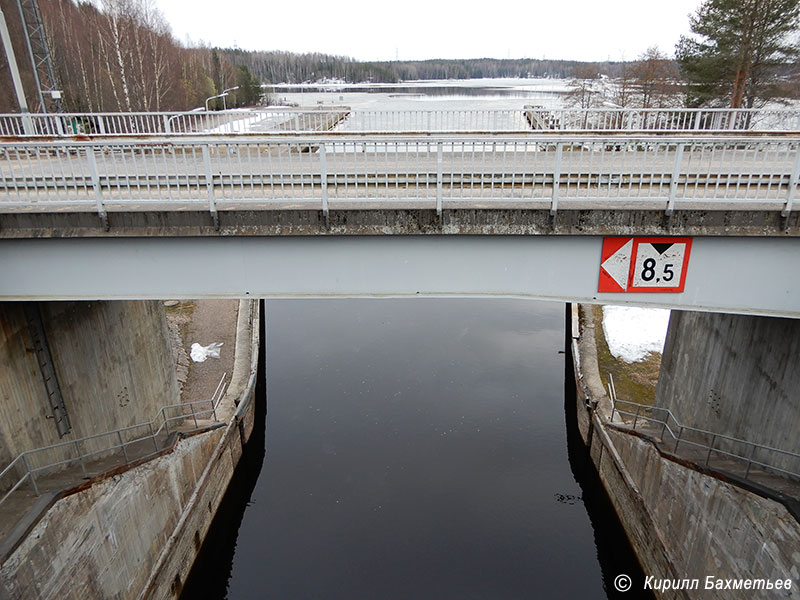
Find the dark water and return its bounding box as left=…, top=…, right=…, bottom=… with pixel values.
left=182, top=299, right=652, bottom=599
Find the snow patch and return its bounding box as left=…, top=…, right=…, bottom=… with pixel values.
left=602, top=306, right=670, bottom=363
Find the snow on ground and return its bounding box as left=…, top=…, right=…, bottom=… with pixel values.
left=203, top=111, right=274, bottom=134
left=602, top=306, right=671, bottom=363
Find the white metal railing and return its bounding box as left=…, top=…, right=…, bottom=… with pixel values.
left=1, top=108, right=800, bottom=137
left=0, top=373, right=227, bottom=507
left=607, top=376, right=800, bottom=483
left=1, top=135, right=798, bottom=221
left=525, top=107, right=800, bottom=132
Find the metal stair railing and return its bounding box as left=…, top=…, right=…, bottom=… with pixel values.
left=606, top=374, right=800, bottom=483
left=0, top=373, right=227, bottom=507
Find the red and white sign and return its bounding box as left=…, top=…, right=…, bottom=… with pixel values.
left=598, top=237, right=692, bottom=293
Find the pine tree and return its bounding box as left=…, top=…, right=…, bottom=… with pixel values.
left=676, top=0, right=800, bottom=108
left=234, top=65, right=262, bottom=107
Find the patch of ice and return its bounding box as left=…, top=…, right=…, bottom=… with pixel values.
left=602, top=306, right=670, bottom=363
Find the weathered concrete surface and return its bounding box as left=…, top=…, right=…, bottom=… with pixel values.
left=0, top=300, right=259, bottom=600
left=0, top=301, right=178, bottom=469
left=656, top=311, right=800, bottom=472
left=0, top=208, right=797, bottom=238
left=141, top=299, right=259, bottom=600
left=607, top=427, right=800, bottom=597
left=0, top=304, right=53, bottom=468
left=571, top=305, right=800, bottom=599
left=0, top=431, right=223, bottom=599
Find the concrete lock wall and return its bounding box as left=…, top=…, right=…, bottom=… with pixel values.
left=0, top=304, right=53, bottom=469
left=0, top=299, right=259, bottom=600
left=0, top=375, right=257, bottom=600
left=571, top=305, right=800, bottom=600
left=656, top=311, right=800, bottom=470
left=602, top=425, right=800, bottom=599
left=0, top=301, right=179, bottom=474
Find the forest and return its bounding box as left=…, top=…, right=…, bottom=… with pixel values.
left=0, top=0, right=263, bottom=112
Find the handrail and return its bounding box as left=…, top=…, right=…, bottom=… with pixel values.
left=0, top=373, right=227, bottom=507
left=1, top=107, right=799, bottom=137
left=606, top=375, right=800, bottom=483
left=2, top=134, right=798, bottom=221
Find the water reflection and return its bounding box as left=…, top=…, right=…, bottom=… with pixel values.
left=182, top=299, right=650, bottom=599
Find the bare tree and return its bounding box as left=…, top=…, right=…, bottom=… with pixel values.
left=631, top=47, right=679, bottom=109
left=96, top=0, right=134, bottom=111
left=567, top=65, right=600, bottom=109
left=141, top=1, right=172, bottom=111
left=613, top=61, right=636, bottom=108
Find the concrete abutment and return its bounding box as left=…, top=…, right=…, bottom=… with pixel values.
left=0, top=299, right=260, bottom=599
left=0, top=300, right=179, bottom=473
left=570, top=305, right=800, bottom=599
left=656, top=310, right=800, bottom=470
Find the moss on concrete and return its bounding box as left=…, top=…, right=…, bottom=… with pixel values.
left=591, top=305, right=660, bottom=406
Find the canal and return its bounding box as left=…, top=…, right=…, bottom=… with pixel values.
left=182, top=298, right=652, bottom=599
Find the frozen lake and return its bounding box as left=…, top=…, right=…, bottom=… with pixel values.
left=270, top=77, right=572, bottom=111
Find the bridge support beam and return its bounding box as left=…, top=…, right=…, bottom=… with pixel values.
left=655, top=310, right=800, bottom=471
left=2, top=235, right=800, bottom=318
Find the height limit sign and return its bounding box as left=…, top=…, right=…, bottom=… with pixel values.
left=598, top=237, right=692, bottom=293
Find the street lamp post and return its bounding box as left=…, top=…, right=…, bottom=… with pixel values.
left=204, top=93, right=224, bottom=111
left=204, top=86, right=240, bottom=111
left=221, top=86, right=239, bottom=110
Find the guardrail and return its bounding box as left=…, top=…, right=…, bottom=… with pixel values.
left=2, top=107, right=800, bottom=136
left=0, top=373, right=227, bottom=508
left=607, top=376, right=800, bottom=483
left=1, top=135, right=798, bottom=222
left=525, top=107, right=800, bottom=132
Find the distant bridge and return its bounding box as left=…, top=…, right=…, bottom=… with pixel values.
left=3, top=107, right=800, bottom=136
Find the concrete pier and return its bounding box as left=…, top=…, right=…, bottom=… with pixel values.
left=656, top=311, right=800, bottom=470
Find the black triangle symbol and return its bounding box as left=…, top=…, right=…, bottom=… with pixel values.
left=651, top=243, right=673, bottom=255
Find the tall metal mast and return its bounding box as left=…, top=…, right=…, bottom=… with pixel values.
left=0, top=5, right=29, bottom=113
left=15, top=0, right=62, bottom=113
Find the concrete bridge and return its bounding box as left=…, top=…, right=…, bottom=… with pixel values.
left=0, top=108, right=799, bottom=599
left=1, top=108, right=799, bottom=316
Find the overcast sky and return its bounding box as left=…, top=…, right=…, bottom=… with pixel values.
left=158, top=0, right=704, bottom=63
